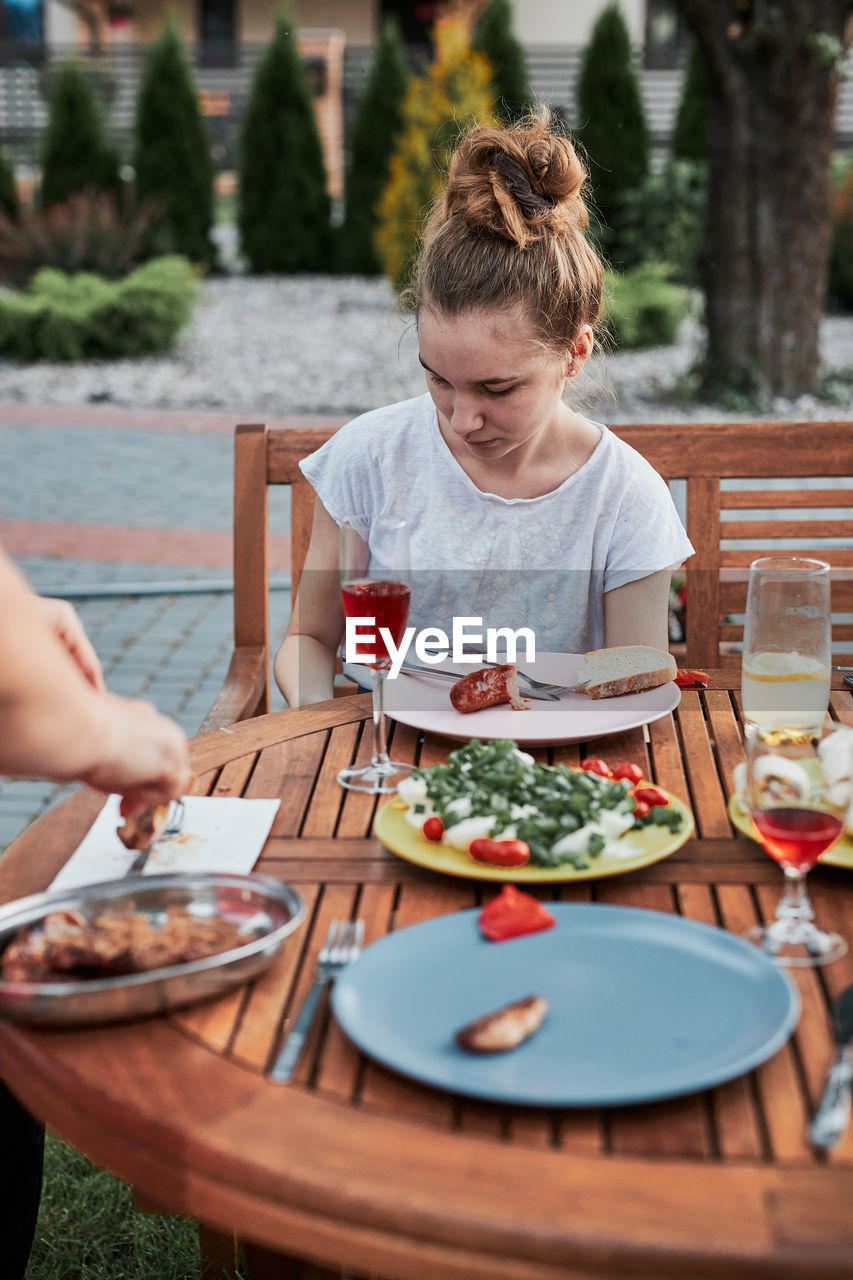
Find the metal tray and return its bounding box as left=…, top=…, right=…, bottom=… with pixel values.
left=0, top=872, right=305, bottom=1026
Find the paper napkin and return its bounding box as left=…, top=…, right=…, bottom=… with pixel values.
left=49, top=795, right=282, bottom=892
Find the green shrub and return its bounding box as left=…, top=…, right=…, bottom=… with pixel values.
left=472, top=0, right=534, bottom=123
left=376, top=17, right=496, bottom=291
left=671, top=40, right=707, bottom=162
left=40, top=59, right=120, bottom=209
left=616, top=159, right=706, bottom=281
left=133, top=18, right=217, bottom=267
left=603, top=262, right=690, bottom=349
left=238, top=12, right=332, bottom=273
left=338, top=17, right=409, bottom=274
left=574, top=3, right=649, bottom=266
left=0, top=191, right=154, bottom=287
left=0, top=255, right=197, bottom=361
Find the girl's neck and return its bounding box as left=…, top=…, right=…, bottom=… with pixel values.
left=437, top=405, right=601, bottom=500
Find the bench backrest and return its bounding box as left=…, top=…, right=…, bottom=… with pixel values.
left=234, top=419, right=853, bottom=676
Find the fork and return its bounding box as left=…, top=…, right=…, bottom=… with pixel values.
left=477, top=658, right=576, bottom=699
left=126, top=799, right=185, bottom=875
left=270, top=917, right=364, bottom=1083
left=398, top=659, right=565, bottom=702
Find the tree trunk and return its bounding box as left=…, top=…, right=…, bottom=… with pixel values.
left=675, top=1, right=851, bottom=398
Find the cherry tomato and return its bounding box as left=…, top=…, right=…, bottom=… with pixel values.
left=632, top=799, right=651, bottom=820
left=612, top=762, right=644, bottom=784
left=467, top=837, right=530, bottom=867
left=421, top=815, right=445, bottom=842
left=632, top=785, right=669, bottom=808
left=580, top=757, right=613, bottom=779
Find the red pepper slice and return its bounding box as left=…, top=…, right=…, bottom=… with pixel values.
left=632, top=799, right=651, bottom=820
left=632, top=785, right=670, bottom=808
left=421, top=815, right=445, bottom=842
left=467, top=837, right=530, bottom=867
left=478, top=885, right=556, bottom=942
left=675, top=669, right=710, bottom=689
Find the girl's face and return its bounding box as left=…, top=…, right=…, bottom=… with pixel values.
left=417, top=306, right=592, bottom=462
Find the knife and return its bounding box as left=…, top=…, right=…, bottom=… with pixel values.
left=396, top=661, right=559, bottom=701
left=809, top=983, right=853, bottom=1150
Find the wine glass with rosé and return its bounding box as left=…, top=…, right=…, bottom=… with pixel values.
left=742, top=730, right=847, bottom=966
left=337, top=515, right=414, bottom=795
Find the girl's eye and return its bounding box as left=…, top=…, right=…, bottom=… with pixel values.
left=428, top=372, right=449, bottom=388
left=486, top=386, right=515, bottom=399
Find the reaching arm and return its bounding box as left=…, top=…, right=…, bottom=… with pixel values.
left=603, top=569, right=674, bottom=650
left=0, top=551, right=192, bottom=809
left=274, top=499, right=344, bottom=707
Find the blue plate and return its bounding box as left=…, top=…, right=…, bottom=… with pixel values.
left=331, top=903, right=800, bottom=1107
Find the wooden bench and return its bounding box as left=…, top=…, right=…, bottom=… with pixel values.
left=199, top=419, right=853, bottom=731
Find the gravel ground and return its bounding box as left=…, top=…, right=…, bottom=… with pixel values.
left=0, top=274, right=850, bottom=422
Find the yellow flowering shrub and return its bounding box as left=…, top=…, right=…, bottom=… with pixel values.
left=376, top=17, right=497, bottom=292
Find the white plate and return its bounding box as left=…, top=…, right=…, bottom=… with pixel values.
left=381, top=652, right=681, bottom=744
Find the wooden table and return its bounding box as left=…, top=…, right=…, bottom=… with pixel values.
left=2, top=673, right=853, bottom=1280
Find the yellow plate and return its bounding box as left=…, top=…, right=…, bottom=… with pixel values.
left=727, top=794, right=853, bottom=871
left=374, top=790, right=695, bottom=884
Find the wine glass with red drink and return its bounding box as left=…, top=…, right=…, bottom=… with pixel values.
left=742, top=730, right=848, bottom=966
left=337, top=515, right=414, bottom=794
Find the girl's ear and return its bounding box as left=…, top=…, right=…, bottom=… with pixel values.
left=569, top=326, right=594, bottom=372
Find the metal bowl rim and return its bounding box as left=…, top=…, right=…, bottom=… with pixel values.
left=0, top=871, right=306, bottom=997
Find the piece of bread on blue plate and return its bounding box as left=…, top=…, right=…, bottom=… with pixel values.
left=574, top=645, right=677, bottom=699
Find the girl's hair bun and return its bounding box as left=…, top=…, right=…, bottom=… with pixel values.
left=435, top=110, right=589, bottom=248
left=413, top=107, right=604, bottom=355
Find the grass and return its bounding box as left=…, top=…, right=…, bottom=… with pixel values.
left=26, top=1133, right=246, bottom=1280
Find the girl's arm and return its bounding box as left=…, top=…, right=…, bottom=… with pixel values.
left=274, top=499, right=344, bottom=707
left=603, top=569, right=673, bottom=650
left=0, top=551, right=191, bottom=806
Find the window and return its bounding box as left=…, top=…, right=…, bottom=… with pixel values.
left=199, top=0, right=236, bottom=68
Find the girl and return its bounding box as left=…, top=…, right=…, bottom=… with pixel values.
left=276, top=112, right=692, bottom=706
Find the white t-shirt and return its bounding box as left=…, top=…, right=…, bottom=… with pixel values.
left=300, top=393, right=694, bottom=653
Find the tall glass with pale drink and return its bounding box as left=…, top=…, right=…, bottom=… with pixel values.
left=741, top=557, right=831, bottom=739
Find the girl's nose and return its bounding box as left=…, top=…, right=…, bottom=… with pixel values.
left=450, top=402, right=485, bottom=436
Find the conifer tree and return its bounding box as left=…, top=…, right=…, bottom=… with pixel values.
left=338, top=17, right=409, bottom=274
left=376, top=17, right=496, bottom=292
left=472, top=0, right=534, bottom=123
left=0, top=145, right=19, bottom=223
left=133, top=18, right=216, bottom=266
left=671, top=40, right=707, bottom=163
left=40, top=60, right=120, bottom=209
left=238, top=12, right=331, bottom=273
left=574, top=3, right=649, bottom=257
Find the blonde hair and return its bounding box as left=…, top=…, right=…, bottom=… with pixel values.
left=410, top=110, right=603, bottom=356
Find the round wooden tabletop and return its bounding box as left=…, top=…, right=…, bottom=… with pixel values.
left=1, top=690, right=853, bottom=1280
